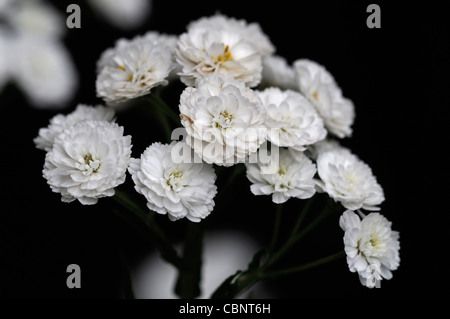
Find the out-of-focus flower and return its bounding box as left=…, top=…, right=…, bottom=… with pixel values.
left=246, top=146, right=317, bottom=204
left=43, top=120, right=132, bottom=205
left=293, top=59, right=355, bottom=138
left=257, top=87, right=327, bottom=151
left=128, top=141, right=217, bottom=222
left=0, top=0, right=78, bottom=108
left=0, top=31, right=9, bottom=92
left=340, top=210, right=400, bottom=288
left=4, top=0, right=65, bottom=39
left=11, top=36, right=78, bottom=108
left=96, top=34, right=173, bottom=103
left=316, top=149, right=384, bottom=211
left=261, top=55, right=297, bottom=90
left=87, top=0, right=152, bottom=30
left=34, top=104, right=116, bottom=151
left=176, top=14, right=271, bottom=87
left=179, top=75, right=267, bottom=166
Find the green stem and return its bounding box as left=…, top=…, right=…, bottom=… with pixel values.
left=147, top=93, right=180, bottom=124
left=268, top=204, right=283, bottom=253
left=113, top=189, right=184, bottom=270
left=263, top=250, right=345, bottom=279
left=290, top=196, right=316, bottom=237
left=118, top=249, right=135, bottom=299
left=264, top=197, right=337, bottom=269
left=175, top=222, right=204, bottom=299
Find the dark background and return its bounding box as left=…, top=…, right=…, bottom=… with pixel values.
left=1, top=0, right=448, bottom=300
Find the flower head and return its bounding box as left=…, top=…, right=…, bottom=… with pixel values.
left=340, top=210, right=400, bottom=288
left=34, top=104, right=116, bottom=151
left=176, top=14, right=271, bottom=87
left=87, top=0, right=151, bottom=30
left=316, top=149, right=384, bottom=211
left=43, top=120, right=132, bottom=205
left=258, top=87, right=327, bottom=151
left=96, top=34, right=173, bottom=103
left=128, top=142, right=217, bottom=222
left=293, top=59, right=355, bottom=138
left=11, top=36, right=78, bottom=108
left=179, top=75, right=267, bottom=166
left=246, top=146, right=317, bottom=204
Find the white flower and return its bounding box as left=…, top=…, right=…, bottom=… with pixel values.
left=11, top=36, right=78, bottom=108
left=179, top=75, right=267, bottom=166
left=87, top=0, right=151, bottom=30
left=257, top=87, right=327, bottom=151
left=43, top=120, right=132, bottom=205
left=4, top=0, right=65, bottom=39
left=261, top=55, right=297, bottom=90
left=34, top=104, right=116, bottom=151
left=293, top=59, right=355, bottom=138
left=340, top=210, right=400, bottom=288
left=128, top=142, right=217, bottom=222
left=96, top=34, right=173, bottom=103
left=246, top=146, right=317, bottom=204
left=187, top=14, right=275, bottom=56
left=316, top=149, right=384, bottom=211
left=176, top=14, right=268, bottom=87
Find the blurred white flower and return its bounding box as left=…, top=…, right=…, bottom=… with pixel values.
left=11, top=36, right=78, bottom=108
left=96, top=34, right=173, bottom=103
left=340, top=210, right=400, bottom=288
left=87, top=0, right=152, bottom=30
left=258, top=87, right=327, bottom=151
left=176, top=14, right=267, bottom=87
left=316, top=149, right=384, bottom=211
left=179, top=75, right=267, bottom=166
left=4, top=0, right=64, bottom=39
left=34, top=104, right=116, bottom=151
left=43, top=120, right=132, bottom=205
left=133, top=230, right=272, bottom=298
left=261, top=55, right=297, bottom=90
left=0, top=0, right=78, bottom=108
left=293, top=59, right=355, bottom=138
left=246, top=146, right=317, bottom=204
left=128, top=141, right=217, bottom=222
left=0, top=31, right=10, bottom=92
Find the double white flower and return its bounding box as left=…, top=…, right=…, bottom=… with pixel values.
left=340, top=210, right=400, bottom=288
left=316, top=148, right=384, bottom=211
left=43, top=120, right=132, bottom=205
left=246, top=146, right=317, bottom=204
left=176, top=14, right=273, bottom=87
left=294, top=59, right=355, bottom=138
left=179, top=75, right=267, bottom=166
left=258, top=87, right=327, bottom=151
left=34, top=104, right=115, bottom=151
left=96, top=32, right=174, bottom=103
left=128, top=142, right=217, bottom=222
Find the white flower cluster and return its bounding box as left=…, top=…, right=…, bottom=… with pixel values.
left=0, top=0, right=77, bottom=108
left=35, top=13, right=399, bottom=285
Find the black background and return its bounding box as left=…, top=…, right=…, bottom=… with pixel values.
left=1, top=0, right=448, bottom=301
